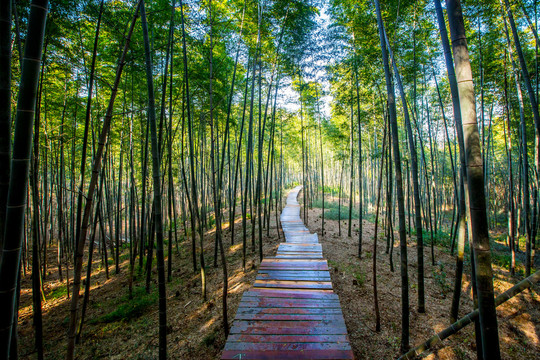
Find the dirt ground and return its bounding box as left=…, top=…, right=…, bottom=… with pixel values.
left=301, top=205, right=540, bottom=360
left=16, top=194, right=540, bottom=359
left=17, top=211, right=283, bottom=360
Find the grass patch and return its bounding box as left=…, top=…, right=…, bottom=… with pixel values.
left=363, top=213, right=377, bottom=223
left=328, top=260, right=365, bottom=287
left=311, top=199, right=360, bottom=220
left=491, top=250, right=512, bottom=270
left=201, top=327, right=219, bottom=348
left=90, top=286, right=156, bottom=324
left=432, top=262, right=451, bottom=295
left=325, top=206, right=359, bottom=220
left=318, top=185, right=341, bottom=194
left=48, top=284, right=68, bottom=300
left=119, top=251, right=131, bottom=262
left=311, top=199, right=340, bottom=209
left=412, top=228, right=453, bottom=250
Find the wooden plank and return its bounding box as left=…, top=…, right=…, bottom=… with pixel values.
left=229, top=325, right=349, bottom=336
left=225, top=334, right=349, bottom=343
left=285, top=240, right=319, bottom=244
left=254, top=280, right=333, bottom=290
left=250, top=288, right=335, bottom=293
left=260, top=260, right=326, bottom=264
left=258, top=270, right=331, bottom=277
left=256, top=275, right=330, bottom=281
left=230, top=320, right=347, bottom=333
left=236, top=307, right=343, bottom=315
left=274, top=249, right=322, bottom=255
left=272, top=255, right=324, bottom=258
left=233, top=313, right=345, bottom=321
left=224, top=342, right=352, bottom=351
left=276, top=250, right=323, bottom=254
left=278, top=245, right=322, bottom=252
left=276, top=252, right=323, bottom=256
left=261, top=258, right=327, bottom=263
left=274, top=254, right=323, bottom=258
left=278, top=244, right=322, bottom=249
left=269, top=251, right=323, bottom=255
left=243, top=289, right=338, bottom=299
left=239, top=300, right=340, bottom=309
left=260, top=260, right=328, bottom=270
left=256, top=276, right=329, bottom=281
left=286, top=239, right=319, bottom=244
left=254, top=280, right=332, bottom=286
left=221, top=350, right=354, bottom=360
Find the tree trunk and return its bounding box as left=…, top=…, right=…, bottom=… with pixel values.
left=0, top=0, right=12, bottom=254
left=66, top=3, right=141, bottom=358
left=382, top=27, right=425, bottom=314
left=0, top=1, right=48, bottom=356
left=141, top=2, right=167, bottom=358
left=446, top=1, right=501, bottom=358
left=504, top=0, right=537, bottom=277
left=374, top=0, right=410, bottom=351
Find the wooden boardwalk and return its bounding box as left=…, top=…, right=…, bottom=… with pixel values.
left=222, top=186, right=354, bottom=359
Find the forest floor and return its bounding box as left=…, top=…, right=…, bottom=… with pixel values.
left=300, top=197, right=540, bottom=360
left=16, top=192, right=540, bottom=359
left=17, top=210, right=283, bottom=359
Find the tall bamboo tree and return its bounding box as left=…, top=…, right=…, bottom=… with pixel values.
left=141, top=1, right=167, bottom=357
left=66, top=3, right=141, bottom=358
left=446, top=0, right=501, bottom=357
left=0, top=0, right=12, bottom=254
left=0, top=0, right=48, bottom=356
left=374, top=0, right=410, bottom=351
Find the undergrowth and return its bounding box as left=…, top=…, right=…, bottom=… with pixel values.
left=90, top=286, right=157, bottom=324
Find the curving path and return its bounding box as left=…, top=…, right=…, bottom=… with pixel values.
left=222, top=186, right=354, bottom=360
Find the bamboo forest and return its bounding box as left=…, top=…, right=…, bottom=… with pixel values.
left=1, top=0, right=540, bottom=359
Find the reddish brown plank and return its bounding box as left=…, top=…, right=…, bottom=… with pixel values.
left=236, top=307, right=342, bottom=315
left=258, top=270, right=331, bottom=276
left=230, top=323, right=348, bottom=335
left=225, top=334, right=349, bottom=343
left=233, top=314, right=345, bottom=321
left=239, top=300, right=340, bottom=309
left=254, top=280, right=333, bottom=290
left=221, top=350, right=355, bottom=360
left=256, top=275, right=330, bottom=281
left=243, top=290, right=339, bottom=299
left=224, top=342, right=353, bottom=351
